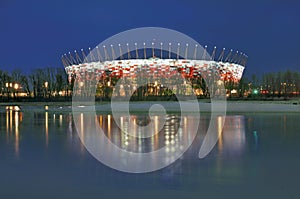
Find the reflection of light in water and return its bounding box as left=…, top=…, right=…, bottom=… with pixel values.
left=15, top=111, right=19, bottom=130
left=80, top=113, right=84, bottom=138
left=99, top=114, right=103, bottom=129
left=154, top=116, right=159, bottom=134
left=108, top=114, right=111, bottom=138
left=218, top=115, right=246, bottom=156
left=67, top=114, right=73, bottom=139
left=15, top=111, right=19, bottom=156
left=124, top=135, right=129, bottom=146
left=133, top=117, right=136, bottom=137
left=99, top=115, right=103, bottom=125
left=6, top=109, right=9, bottom=142
left=122, top=117, right=130, bottom=147
left=163, top=115, right=181, bottom=157
left=138, top=127, right=142, bottom=139
left=215, top=115, right=245, bottom=177
left=59, top=114, right=63, bottom=126
left=120, top=116, right=123, bottom=130
left=253, top=131, right=259, bottom=150
left=120, top=117, right=125, bottom=148
left=79, top=113, right=85, bottom=152
left=10, top=110, right=13, bottom=133
left=5, top=108, right=22, bottom=157
left=217, top=116, right=224, bottom=151
left=283, top=115, right=287, bottom=133
left=45, top=112, right=49, bottom=147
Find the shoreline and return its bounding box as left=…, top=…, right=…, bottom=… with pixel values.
left=1, top=100, right=299, bottom=113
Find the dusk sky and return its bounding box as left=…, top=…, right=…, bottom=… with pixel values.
left=0, top=0, right=299, bottom=77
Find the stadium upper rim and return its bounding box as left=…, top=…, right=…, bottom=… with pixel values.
left=61, top=43, right=248, bottom=68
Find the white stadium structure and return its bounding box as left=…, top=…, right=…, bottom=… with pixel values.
left=62, top=44, right=247, bottom=97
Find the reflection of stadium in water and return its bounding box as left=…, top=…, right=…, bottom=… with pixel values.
left=98, top=114, right=182, bottom=153
left=0, top=108, right=246, bottom=160
left=80, top=113, right=247, bottom=156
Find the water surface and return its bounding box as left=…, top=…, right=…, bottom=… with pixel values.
left=0, top=106, right=299, bottom=199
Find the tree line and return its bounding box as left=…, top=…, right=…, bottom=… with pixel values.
left=232, top=70, right=300, bottom=98
left=0, top=67, right=299, bottom=101
left=0, top=67, right=69, bottom=101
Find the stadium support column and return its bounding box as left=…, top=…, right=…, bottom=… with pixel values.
left=126, top=43, right=131, bottom=59
left=118, top=44, right=123, bottom=60
left=143, top=43, right=146, bottom=59
left=160, top=43, right=163, bottom=58
left=218, top=48, right=225, bottom=62
left=168, top=43, right=171, bottom=59
left=225, top=49, right=233, bottom=62
left=185, top=43, right=188, bottom=59
left=96, top=46, right=103, bottom=62
left=177, top=43, right=180, bottom=60
left=111, top=45, right=116, bottom=60
left=152, top=42, right=155, bottom=58
left=103, top=45, right=109, bottom=60
left=211, top=46, right=217, bottom=61
left=202, top=45, right=207, bottom=60
left=135, top=43, right=139, bottom=59
left=193, top=44, right=198, bottom=60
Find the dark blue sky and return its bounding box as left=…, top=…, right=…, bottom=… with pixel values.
left=0, top=0, right=299, bottom=77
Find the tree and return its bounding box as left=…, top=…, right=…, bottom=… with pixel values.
left=20, top=75, right=30, bottom=96
left=1, top=71, right=11, bottom=98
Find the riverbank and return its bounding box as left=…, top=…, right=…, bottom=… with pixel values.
left=1, top=100, right=299, bottom=113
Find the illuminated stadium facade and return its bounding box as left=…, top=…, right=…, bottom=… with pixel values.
left=62, top=44, right=247, bottom=97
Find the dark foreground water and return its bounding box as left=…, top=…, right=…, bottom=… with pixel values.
left=0, top=106, right=299, bottom=199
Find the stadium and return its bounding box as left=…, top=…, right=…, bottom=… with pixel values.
left=62, top=43, right=247, bottom=98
